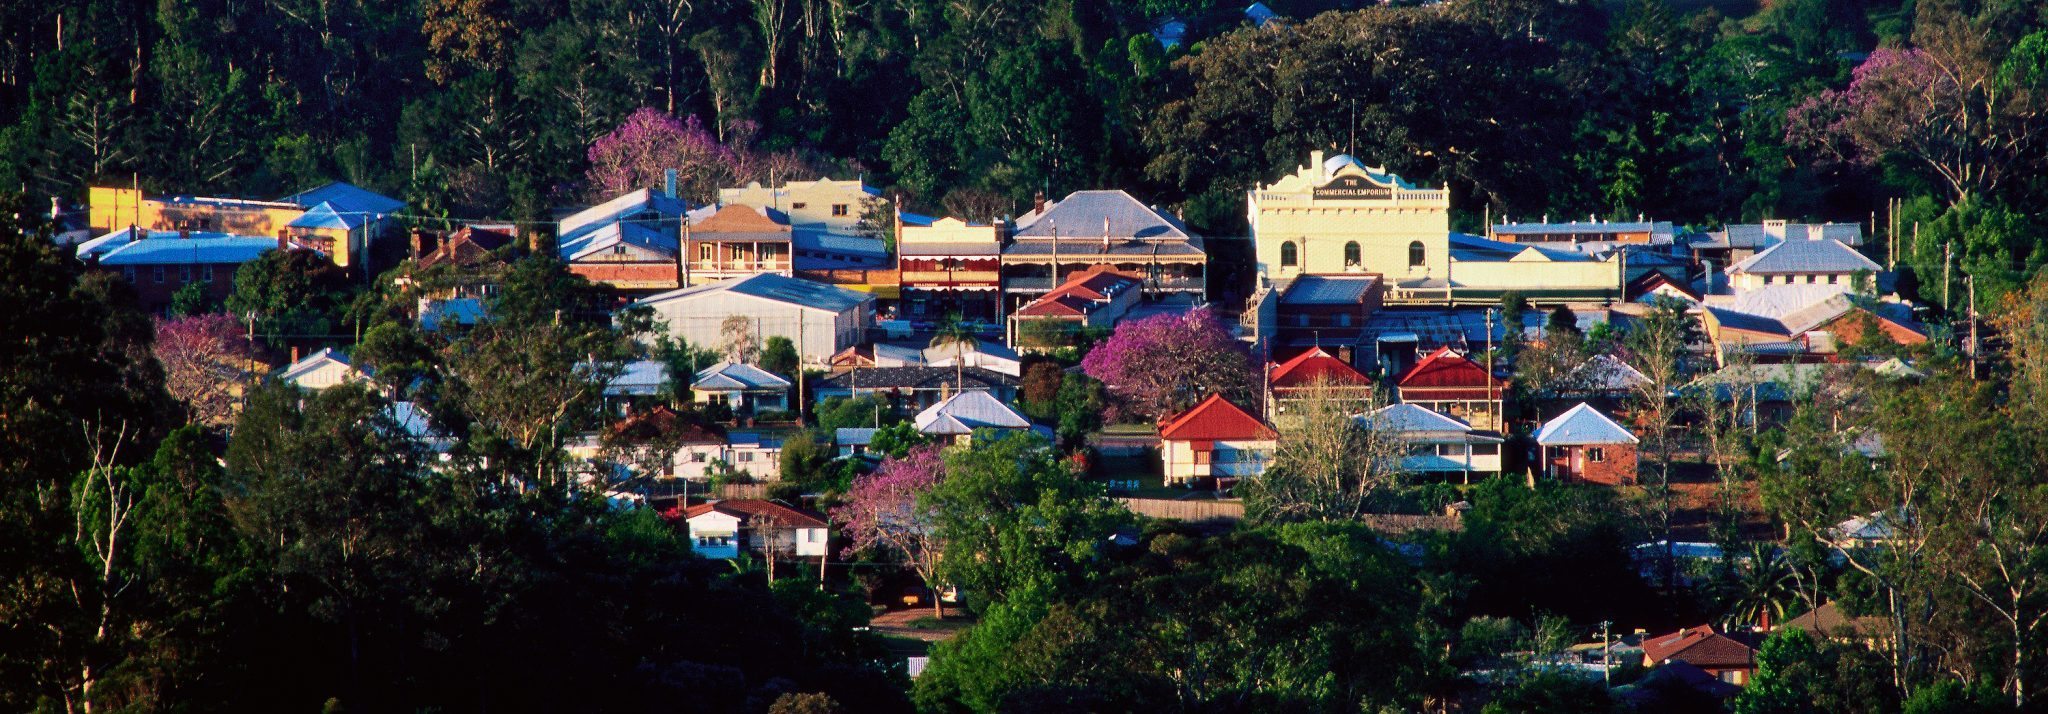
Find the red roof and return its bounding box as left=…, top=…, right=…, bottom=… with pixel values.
left=1015, top=266, right=1142, bottom=318
left=682, top=499, right=828, bottom=528
left=1268, top=347, right=1371, bottom=389
left=608, top=405, right=724, bottom=444
left=1158, top=394, right=1278, bottom=441
left=1642, top=625, right=1757, bottom=669
left=1396, top=347, right=1501, bottom=392
left=1627, top=271, right=1702, bottom=302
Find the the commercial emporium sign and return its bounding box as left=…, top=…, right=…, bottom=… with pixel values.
left=1313, top=175, right=1393, bottom=200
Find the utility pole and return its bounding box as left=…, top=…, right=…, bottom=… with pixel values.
left=1944, top=240, right=1953, bottom=315
left=1484, top=307, right=1497, bottom=428
left=1601, top=620, right=1613, bottom=689
left=1969, top=274, right=1979, bottom=380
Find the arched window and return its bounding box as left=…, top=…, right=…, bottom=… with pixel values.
left=1408, top=241, right=1426, bottom=268
left=1280, top=241, right=1298, bottom=268
left=1344, top=241, right=1361, bottom=267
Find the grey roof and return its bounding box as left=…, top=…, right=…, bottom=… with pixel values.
left=96, top=232, right=284, bottom=266
left=1491, top=221, right=1672, bottom=236
left=1728, top=239, right=1881, bottom=275
left=563, top=220, right=678, bottom=261
left=634, top=273, right=874, bottom=314
left=1359, top=403, right=1482, bottom=436
left=1000, top=240, right=1206, bottom=257
left=1684, top=363, right=1830, bottom=403
left=835, top=428, right=877, bottom=446
left=1280, top=275, right=1380, bottom=305
left=279, top=348, right=362, bottom=385
left=1012, top=190, right=1198, bottom=244
left=692, top=362, right=792, bottom=391
left=605, top=360, right=668, bottom=396
left=914, top=391, right=1031, bottom=435
left=814, top=366, right=1018, bottom=391
left=1712, top=222, right=1864, bottom=249
left=1534, top=403, right=1638, bottom=445
left=1448, top=233, right=1602, bottom=262
left=1566, top=355, right=1651, bottom=393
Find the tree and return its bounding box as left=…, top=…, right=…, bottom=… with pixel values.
left=1246, top=378, right=1407, bottom=523
left=925, top=433, right=1130, bottom=607
left=1621, top=296, right=1700, bottom=589
left=152, top=314, right=257, bottom=429
left=584, top=107, right=743, bottom=201
left=1019, top=361, right=1064, bottom=421
left=760, top=335, right=799, bottom=377
left=1078, top=308, right=1254, bottom=422
left=929, top=311, right=977, bottom=390
left=778, top=430, right=829, bottom=484
left=833, top=445, right=948, bottom=617
left=720, top=313, right=760, bottom=364
left=225, top=248, right=353, bottom=345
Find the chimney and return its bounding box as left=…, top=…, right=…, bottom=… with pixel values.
left=290, top=346, right=300, bottom=364
left=276, top=230, right=288, bottom=251
left=179, top=229, right=191, bottom=240
left=129, top=224, right=141, bottom=242
left=1032, top=191, right=1046, bottom=215
left=665, top=168, right=679, bottom=197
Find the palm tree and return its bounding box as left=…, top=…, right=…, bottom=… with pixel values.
left=1720, top=542, right=1799, bottom=631
left=929, top=311, right=978, bottom=390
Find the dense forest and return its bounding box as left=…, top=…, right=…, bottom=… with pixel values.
left=3, top=0, right=2045, bottom=263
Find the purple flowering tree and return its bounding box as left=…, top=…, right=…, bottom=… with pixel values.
left=1785, top=46, right=2036, bottom=201
left=584, top=107, right=743, bottom=201
left=832, top=445, right=949, bottom=617
left=1079, top=307, right=1256, bottom=422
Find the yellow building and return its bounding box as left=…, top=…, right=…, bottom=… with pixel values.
left=1249, top=151, right=1451, bottom=286
left=89, top=182, right=403, bottom=270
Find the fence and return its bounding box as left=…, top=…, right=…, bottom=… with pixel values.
left=1116, top=498, right=1245, bottom=523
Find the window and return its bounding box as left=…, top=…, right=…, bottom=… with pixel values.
left=699, top=244, right=714, bottom=262
left=612, top=245, right=626, bottom=255
left=180, top=266, right=192, bottom=283
left=152, top=266, right=165, bottom=283
left=202, top=266, right=215, bottom=282
left=1280, top=241, right=1298, bottom=268
left=832, top=204, right=850, bottom=216
left=1344, top=241, right=1361, bottom=266
left=791, top=202, right=807, bottom=210
left=1805, top=275, right=1816, bottom=284
left=760, top=244, right=782, bottom=265
left=1827, top=274, right=1839, bottom=284
left=1435, top=444, right=1468, bottom=457
left=1471, top=444, right=1499, bottom=456
left=739, top=452, right=754, bottom=462
left=692, top=452, right=707, bottom=462
left=1762, top=275, right=1773, bottom=285
left=804, top=530, right=819, bottom=543
left=1586, top=447, right=1606, bottom=463
left=1408, top=241, right=1426, bottom=268
left=122, top=267, right=136, bottom=282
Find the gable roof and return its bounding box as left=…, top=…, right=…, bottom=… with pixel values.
left=683, top=499, right=828, bottom=528
left=605, top=360, right=668, bottom=397
left=1729, top=238, right=1882, bottom=275
left=1359, top=403, right=1475, bottom=434
left=1535, top=403, right=1638, bottom=446
left=692, top=362, right=792, bottom=391
left=1158, top=394, right=1278, bottom=441
left=562, top=220, right=677, bottom=261
left=914, top=391, right=1032, bottom=435
left=559, top=188, right=688, bottom=246
left=277, top=182, right=405, bottom=214
left=1628, top=271, right=1701, bottom=302
left=1012, top=190, right=1198, bottom=244
left=1642, top=625, right=1757, bottom=669
left=278, top=348, right=367, bottom=387
left=1396, top=347, right=1499, bottom=391
left=1269, top=347, right=1371, bottom=388
left=688, top=203, right=791, bottom=237
left=1565, top=355, right=1651, bottom=394
left=288, top=202, right=374, bottom=230
left=634, top=273, right=873, bottom=314
left=1015, top=266, right=1144, bottom=317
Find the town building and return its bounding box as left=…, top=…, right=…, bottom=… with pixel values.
left=897, top=213, right=1003, bottom=324
left=1250, top=151, right=1450, bottom=283
left=681, top=204, right=793, bottom=285
left=1007, top=266, right=1146, bottom=350
left=82, top=230, right=307, bottom=313
left=719, top=177, right=893, bottom=283
left=681, top=499, right=829, bottom=560
left=1002, top=190, right=1207, bottom=310
left=1724, top=236, right=1882, bottom=294
left=630, top=273, right=876, bottom=365
left=1246, top=274, right=1385, bottom=357
left=829, top=341, right=1023, bottom=377
left=1692, top=220, right=1863, bottom=270
left=1157, top=394, right=1278, bottom=488
left=1487, top=220, right=1676, bottom=247
left=810, top=366, right=1019, bottom=412
left=1357, top=403, right=1504, bottom=482
left=1701, top=291, right=1925, bottom=363
left=691, top=362, right=793, bottom=415
left=409, top=225, right=516, bottom=331
left=279, top=348, right=369, bottom=392
left=1265, top=346, right=1374, bottom=415
left=556, top=188, right=692, bottom=291
left=676, top=431, right=783, bottom=481
left=913, top=391, right=1034, bottom=444
left=89, top=182, right=402, bottom=271
left=602, top=360, right=670, bottom=416
left=1394, top=347, right=1507, bottom=430
left=1534, top=403, right=1639, bottom=485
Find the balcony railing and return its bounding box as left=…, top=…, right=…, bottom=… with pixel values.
left=689, top=260, right=788, bottom=271
left=901, top=270, right=1000, bottom=284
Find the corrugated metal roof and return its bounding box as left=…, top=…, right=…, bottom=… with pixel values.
left=287, top=202, right=371, bottom=230
left=97, top=233, right=281, bottom=266
left=692, top=362, right=792, bottom=391
left=914, top=391, right=1031, bottom=435
left=605, top=360, right=668, bottom=396
left=634, top=273, right=873, bottom=315
left=1534, top=403, right=1638, bottom=445
left=1012, top=190, right=1197, bottom=242
left=559, top=189, right=688, bottom=244
left=277, top=182, right=405, bottom=214
left=1359, top=403, right=1474, bottom=434
left=1280, top=275, right=1379, bottom=305
left=1729, top=238, right=1881, bottom=275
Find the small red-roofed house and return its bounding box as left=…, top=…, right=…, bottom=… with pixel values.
left=1158, top=394, right=1278, bottom=487
left=1008, top=266, right=1145, bottom=350
left=1394, top=347, right=1507, bottom=430
left=1641, top=625, right=1759, bottom=686
left=679, top=499, right=829, bottom=560
left=1267, top=346, right=1376, bottom=414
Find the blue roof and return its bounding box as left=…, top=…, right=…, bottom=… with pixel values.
left=278, top=182, right=404, bottom=214
left=287, top=202, right=372, bottom=231
left=96, top=233, right=283, bottom=266
left=1245, top=2, right=1278, bottom=25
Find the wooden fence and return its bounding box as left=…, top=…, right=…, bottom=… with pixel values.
left=1116, top=498, right=1245, bottom=523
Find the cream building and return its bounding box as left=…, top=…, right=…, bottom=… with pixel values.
left=719, top=177, right=881, bottom=237
left=1249, top=152, right=1451, bottom=286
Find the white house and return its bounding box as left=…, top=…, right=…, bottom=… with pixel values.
left=681, top=499, right=829, bottom=560
left=913, top=391, right=1033, bottom=444
left=1726, top=237, right=1883, bottom=294
left=630, top=273, right=875, bottom=365
left=279, top=348, right=369, bottom=391
left=675, top=431, right=783, bottom=481
left=691, top=362, right=793, bottom=413
left=1157, top=394, right=1278, bottom=487
left=1357, top=403, right=1503, bottom=481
